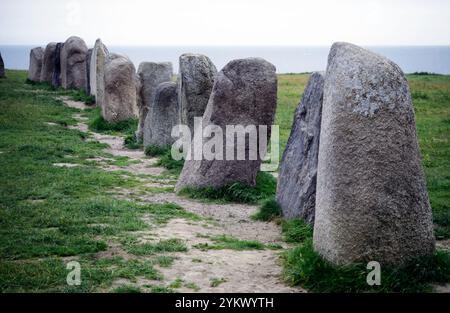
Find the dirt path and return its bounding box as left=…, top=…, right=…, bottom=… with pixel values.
left=61, top=98, right=302, bottom=293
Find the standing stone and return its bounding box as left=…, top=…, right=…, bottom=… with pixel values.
left=0, top=52, right=5, bottom=78
left=313, top=42, right=435, bottom=266
left=85, top=48, right=93, bottom=94
left=60, top=36, right=88, bottom=90
left=276, top=72, right=324, bottom=225
left=102, top=53, right=138, bottom=123
left=40, top=42, right=57, bottom=83
left=52, top=42, right=63, bottom=88
left=90, top=39, right=109, bottom=105
left=143, top=81, right=179, bottom=147
left=136, top=62, right=173, bottom=141
left=178, top=53, right=217, bottom=132
left=28, top=47, right=44, bottom=82
left=175, top=58, right=277, bottom=191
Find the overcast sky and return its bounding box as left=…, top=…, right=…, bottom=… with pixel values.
left=1, top=0, right=449, bottom=46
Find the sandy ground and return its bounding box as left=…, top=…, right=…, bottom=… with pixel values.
left=62, top=98, right=301, bottom=293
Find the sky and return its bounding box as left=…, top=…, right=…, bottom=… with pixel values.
left=1, top=0, right=449, bottom=46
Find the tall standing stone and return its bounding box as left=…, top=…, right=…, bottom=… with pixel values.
left=52, top=42, right=63, bottom=88
left=85, top=48, right=93, bottom=94
left=28, top=47, right=44, bottom=82
left=143, top=81, right=179, bottom=147
left=60, top=36, right=88, bottom=90
left=313, top=42, right=435, bottom=266
left=136, top=62, right=173, bottom=141
left=276, top=72, right=324, bottom=225
left=175, top=58, right=277, bottom=191
left=102, top=53, right=138, bottom=123
left=0, top=52, right=5, bottom=78
left=178, top=53, right=217, bottom=132
left=90, top=39, right=109, bottom=105
left=40, top=42, right=57, bottom=83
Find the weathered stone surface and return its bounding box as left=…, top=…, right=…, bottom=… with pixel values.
left=51, top=42, right=63, bottom=88
left=175, top=58, right=277, bottom=191
left=60, top=36, right=88, bottom=90
left=28, top=47, right=44, bottom=82
left=0, top=52, right=5, bottom=78
left=85, top=48, right=93, bottom=94
left=102, top=53, right=138, bottom=123
left=136, top=62, right=173, bottom=141
left=40, top=42, right=57, bottom=82
left=178, top=53, right=217, bottom=132
left=313, top=42, right=435, bottom=266
left=90, top=39, right=109, bottom=105
left=143, top=81, right=179, bottom=147
left=276, top=72, right=324, bottom=225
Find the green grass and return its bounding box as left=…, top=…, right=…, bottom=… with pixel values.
left=179, top=171, right=277, bottom=204
left=113, top=285, right=142, bottom=293
left=0, top=70, right=196, bottom=292
left=252, top=198, right=282, bottom=221
left=125, top=239, right=188, bottom=256
left=210, top=277, right=227, bottom=288
left=145, top=144, right=171, bottom=157
left=25, top=79, right=96, bottom=104
left=193, top=235, right=279, bottom=251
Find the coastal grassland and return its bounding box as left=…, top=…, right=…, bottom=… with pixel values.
left=0, top=70, right=198, bottom=292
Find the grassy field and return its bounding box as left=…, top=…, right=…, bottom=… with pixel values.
left=0, top=70, right=449, bottom=292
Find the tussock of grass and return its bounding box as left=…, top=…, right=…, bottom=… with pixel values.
left=124, top=134, right=142, bottom=150
left=126, top=239, right=188, bottom=256
left=89, top=114, right=137, bottom=134
left=145, top=145, right=171, bottom=157
left=252, top=198, right=281, bottom=221
left=113, top=285, right=142, bottom=293
left=179, top=171, right=276, bottom=204
left=210, top=277, right=227, bottom=287
left=281, top=219, right=313, bottom=243
left=193, top=235, right=278, bottom=251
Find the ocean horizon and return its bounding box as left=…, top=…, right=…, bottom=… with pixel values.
left=1, top=45, right=449, bottom=75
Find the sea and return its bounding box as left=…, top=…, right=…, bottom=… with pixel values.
left=1, top=45, right=449, bottom=75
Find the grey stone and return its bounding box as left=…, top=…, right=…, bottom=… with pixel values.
left=0, top=52, right=4, bottom=78
left=143, top=81, right=179, bottom=147
left=178, top=53, right=217, bottom=132
left=40, top=42, right=57, bottom=83
left=60, top=36, right=88, bottom=90
left=136, top=62, right=173, bottom=141
left=85, top=48, right=93, bottom=94
left=51, top=42, right=63, bottom=88
left=313, top=42, right=435, bottom=266
left=102, top=53, right=138, bottom=123
left=90, top=39, right=109, bottom=105
left=175, top=58, right=277, bottom=191
left=28, top=47, right=44, bottom=82
left=276, top=72, right=324, bottom=225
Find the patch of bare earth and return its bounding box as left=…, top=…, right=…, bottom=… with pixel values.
left=59, top=97, right=302, bottom=293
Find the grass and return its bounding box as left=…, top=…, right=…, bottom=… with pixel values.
left=125, top=239, right=188, bottom=256
left=0, top=70, right=196, bottom=292
left=193, top=235, right=280, bottom=251
left=179, top=171, right=277, bottom=204
left=252, top=198, right=282, bottom=221
left=210, top=277, right=227, bottom=288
